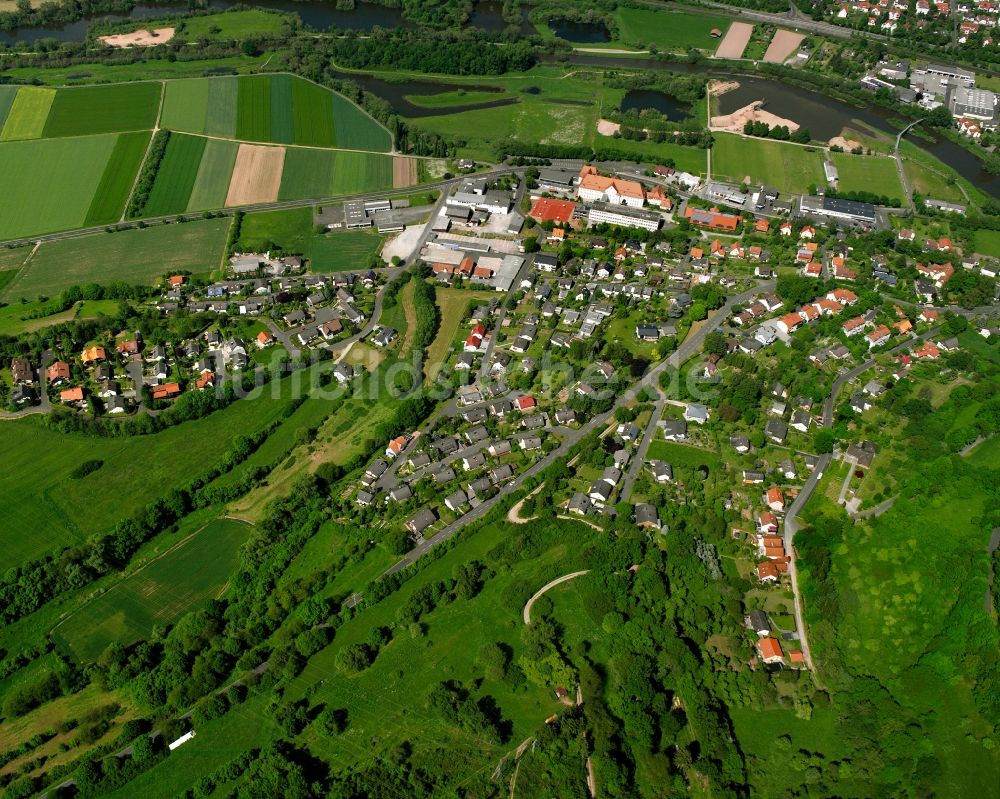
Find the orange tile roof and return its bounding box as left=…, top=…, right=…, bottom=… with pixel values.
left=579, top=173, right=645, bottom=200
left=81, top=345, right=106, bottom=364
left=151, top=382, right=181, bottom=400
left=757, top=561, right=780, bottom=580
left=529, top=197, right=577, bottom=223
left=759, top=637, right=783, bottom=660
left=60, top=386, right=83, bottom=402
left=46, top=361, right=70, bottom=381
left=767, top=486, right=785, bottom=506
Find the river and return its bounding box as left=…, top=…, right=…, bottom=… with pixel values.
left=0, top=0, right=534, bottom=44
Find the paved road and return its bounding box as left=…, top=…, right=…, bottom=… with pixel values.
left=620, top=393, right=664, bottom=502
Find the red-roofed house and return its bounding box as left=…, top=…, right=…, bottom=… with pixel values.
left=777, top=312, right=804, bottom=334
left=60, top=386, right=84, bottom=403
left=913, top=342, right=940, bottom=359
left=151, top=382, right=182, bottom=401
left=757, top=511, right=779, bottom=533
left=867, top=325, right=891, bottom=348
left=759, top=637, right=784, bottom=663
left=757, top=561, right=780, bottom=583
left=843, top=316, right=867, bottom=336
left=827, top=288, right=858, bottom=305
left=385, top=435, right=408, bottom=459
left=766, top=486, right=785, bottom=512
left=918, top=308, right=939, bottom=323
left=256, top=330, right=274, bottom=348
left=515, top=395, right=536, bottom=411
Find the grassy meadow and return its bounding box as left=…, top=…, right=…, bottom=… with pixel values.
left=712, top=134, right=825, bottom=194
left=0, top=384, right=297, bottom=569
left=615, top=7, right=733, bottom=51
left=830, top=151, right=905, bottom=201
left=54, top=519, right=254, bottom=662
left=2, top=218, right=230, bottom=301
left=237, top=206, right=386, bottom=270
left=178, top=9, right=290, bottom=41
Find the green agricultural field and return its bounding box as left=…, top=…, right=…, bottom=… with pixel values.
left=616, top=7, right=732, bottom=50
left=277, top=148, right=394, bottom=201
left=973, top=228, right=1000, bottom=257
left=83, top=131, right=150, bottom=226
left=331, top=91, right=391, bottom=151
left=292, top=75, right=336, bottom=146
left=269, top=73, right=295, bottom=144
left=0, top=86, right=55, bottom=141
left=54, top=518, right=254, bottom=662
left=42, top=82, right=160, bottom=138
left=0, top=134, right=118, bottom=240
left=3, top=53, right=274, bottom=85
left=830, top=151, right=904, bottom=201
left=2, top=217, right=230, bottom=301
left=597, top=134, right=708, bottom=175
left=0, top=84, right=18, bottom=130
left=178, top=9, right=290, bottom=41
left=144, top=133, right=207, bottom=216
left=186, top=137, right=239, bottom=211
left=236, top=73, right=272, bottom=142
left=0, top=383, right=294, bottom=569
left=712, top=134, right=825, bottom=194
left=206, top=75, right=239, bottom=137
left=237, top=207, right=385, bottom=270
left=160, top=74, right=390, bottom=150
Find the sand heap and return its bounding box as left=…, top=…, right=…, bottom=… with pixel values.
left=98, top=27, right=175, bottom=48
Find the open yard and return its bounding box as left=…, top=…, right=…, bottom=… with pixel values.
left=236, top=207, right=386, bottom=271
left=830, top=151, right=905, bottom=201
left=647, top=439, right=723, bottom=470
left=973, top=228, right=1000, bottom=257
left=160, top=74, right=391, bottom=150
left=425, top=287, right=495, bottom=378
left=54, top=518, right=254, bottom=662
left=0, top=134, right=121, bottom=240
left=615, top=7, right=732, bottom=51
left=2, top=217, right=230, bottom=301
left=711, top=133, right=825, bottom=194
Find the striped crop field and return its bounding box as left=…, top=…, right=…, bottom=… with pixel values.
left=291, top=75, right=335, bottom=146
left=205, top=75, right=239, bottom=137
left=0, top=87, right=55, bottom=141
left=0, top=134, right=119, bottom=239
left=144, top=133, right=208, bottom=216
left=42, top=82, right=160, bottom=137
left=187, top=137, right=240, bottom=211
left=236, top=73, right=272, bottom=142
left=269, top=73, right=295, bottom=144
left=277, top=148, right=394, bottom=201
left=331, top=91, right=391, bottom=151
left=160, top=74, right=390, bottom=151
left=83, top=131, right=151, bottom=226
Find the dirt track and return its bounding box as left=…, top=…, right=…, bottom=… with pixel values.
left=763, top=29, right=804, bottom=63
left=226, top=144, right=285, bottom=207
left=715, top=22, right=753, bottom=59
left=98, top=27, right=174, bottom=47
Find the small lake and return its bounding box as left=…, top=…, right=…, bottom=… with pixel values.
left=549, top=18, right=609, bottom=43
left=469, top=1, right=535, bottom=35
left=620, top=89, right=690, bottom=122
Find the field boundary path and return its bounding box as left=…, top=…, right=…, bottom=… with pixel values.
left=120, top=80, right=166, bottom=223
left=523, top=571, right=590, bottom=624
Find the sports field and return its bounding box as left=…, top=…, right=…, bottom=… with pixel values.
left=54, top=518, right=254, bottom=662
left=615, top=7, right=732, bottom=51
left=712, top=133, right=825, bottom=194
left=830, top=151, right=905, bottom=201
left=160, top=74, right=392, bottom=150
left=1, top=217, right=230, bottom=301
left=0, top=134, right=121, bottom=240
